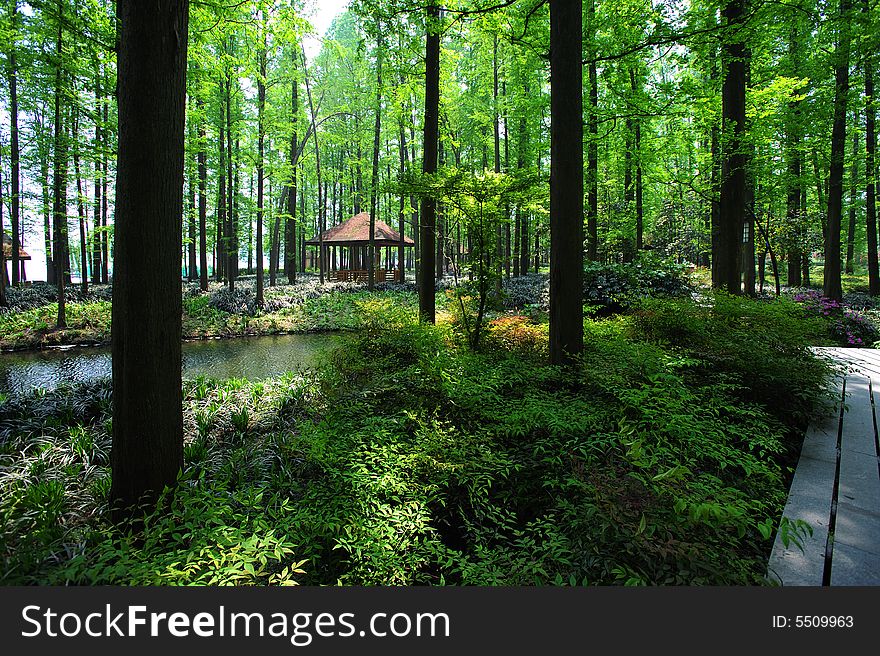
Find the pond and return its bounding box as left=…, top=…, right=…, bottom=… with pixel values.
left=0, top=333, right=344, bottom=395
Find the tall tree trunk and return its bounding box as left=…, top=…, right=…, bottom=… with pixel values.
left=717, top=0, right=747, bottom=294
left=216, top=114, right=226, bottom=282
left=286, top=45, right=298, bottom=284
left=226, top=69, right=236, bottom=291
left=369, top=30, right=383, bottom=290
left=197, top=99, right=208, bottom=291
left=8, top=0, right=21, bottom=287
left=709, top=53, right=721, bottom=283
left=586, top=0, right=598, bottom=261
left=587, top=60, right=598, bottom=261
left=92, top=63, right=103, bottom=284
left=419, top=3, right=439, bottom=323
left=41, top=125, right=54, bottom=285
left=398, top=114, right=408, bottom=282
left=549, top=0, right=584, bottom=365
left=301, top=47, right=324, bottom=283
left=785, top=22, right=803, bottom=287
left=630, top=68, right=644, bottom=252
left=52, top=2, right=67, bottom=327
left=823, top=0, right=852, bottom=301
left=73, top=110, right=88, bottom=294
left=256, top=25, right=266, bottom=306
left=518, top=78, right=530, bottom=276
left=101, top=75, right=109, bottom=284
left=111, top=0, right=188, bottom=515
left=0, top=124, right=6, bottom=305
left=187, top=153, right=197, bottom=281
left=866, top=0, right=880, bottom=295
left=845, top=125, right=859, bottom=275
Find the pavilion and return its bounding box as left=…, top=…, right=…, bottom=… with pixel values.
left=305, top=212, right=414, bottom=283
left=2, top=232, right=31, bottom=283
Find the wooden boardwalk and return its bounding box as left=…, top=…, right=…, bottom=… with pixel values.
left=767, top=347, right=880, bottom=585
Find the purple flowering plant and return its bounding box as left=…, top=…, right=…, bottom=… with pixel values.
left=792, top=289, right=879, bottom=347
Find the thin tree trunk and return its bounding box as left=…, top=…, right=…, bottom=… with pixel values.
left=824, top=0, right=852, bottom=301
left=52, top=2, right=67, bottom=327
left=846, top=124, right=859, bottom=275
left=198, top=99, right=208, bottom=291
left=8, top=0, right=21, bottom=287
left=101, top=74, right=109, bottom=284
left=866, top=0, right=880, bottom=295
left=226, top=68, right=236, bottom=291
left=419, top=3, right=439, bottom=323
left=73, top=110, right=88, bottom=294
left=286, top=45, right=298, bottom=284
left=369, top=29, right=383, bottom=290
left=256, top=24, right=266, bottom=306
left=786, top=21, right=803, bottom=287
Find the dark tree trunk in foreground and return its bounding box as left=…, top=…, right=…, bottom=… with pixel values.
left=866, top=0, right=880, bottom=296
left=419, top=3, right=439, bottom=323
left=549, top=0, right=584, bottom=365
left=717, top=0, right=747, bottom=294
left=824, top=0, right=852, bottom=302
left=111, top=0, right=188, bottom=516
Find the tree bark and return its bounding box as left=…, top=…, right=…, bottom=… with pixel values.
left=73, top=110, right=88, bottom=294
left=256, top=24, right=266, bottom=306
left=111, top=0, right=188, bottom=515
left=285, top=45, right=298, bottom=284
left=419, top=3, right=439, bottom=323
left=52, top=2, right=67, bottom=327
left=823, top=0, right=852, bottom=301
left=8, top=0, right=21, bottom=287
left=369, top=29, right=383, bottom=290
left=717, top=0, right=747, bottom=294
left=549, top=0, right=584, bottom=365
left=866, top=0, right=880, bottom=295
left=197, top=99, right=208, bottom=291
left=845, top=124, right=859, bottom=275
left=785, top=21, right=803, bottom=287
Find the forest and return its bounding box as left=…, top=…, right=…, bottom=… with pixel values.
left=0, top=0, right=877, bottom=586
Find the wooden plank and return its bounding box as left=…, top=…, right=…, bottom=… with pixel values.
left=767, top=375, right=843, bottom=586
left=830, top=374, right=880, bottom=584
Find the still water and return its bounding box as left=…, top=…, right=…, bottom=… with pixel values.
left=0, top=333, right=343, bottom=395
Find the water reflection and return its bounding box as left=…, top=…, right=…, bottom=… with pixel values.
left=0, top=333, right=342, bottom=395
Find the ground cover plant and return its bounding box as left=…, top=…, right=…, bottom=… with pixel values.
left=0, top=292, right=833, bottom=585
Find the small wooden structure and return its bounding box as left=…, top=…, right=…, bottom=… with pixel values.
left=2, top=232, right=31, bottom=283
left=305, top=212, right=414, bottom=283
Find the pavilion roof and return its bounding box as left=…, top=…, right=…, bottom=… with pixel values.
left=2, top=233, right=31, bottom=260
left=305, top=212, right=415, bottom=246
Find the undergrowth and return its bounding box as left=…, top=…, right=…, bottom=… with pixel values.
left=0, top=292, right=833, bottom=585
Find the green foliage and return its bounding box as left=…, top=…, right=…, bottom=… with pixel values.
left=49, top=480, right=306, bottom=586
left=583, top=253, right=692, bottom=311
left=0, top=302, right=112, bottom=349
left=0, top=294, right=833, bottom=586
